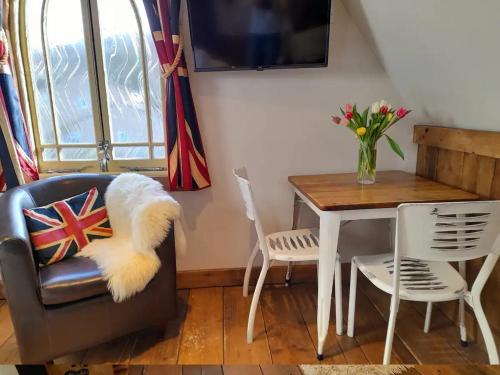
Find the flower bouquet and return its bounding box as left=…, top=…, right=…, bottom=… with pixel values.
left=331, top=101, right=411, bottom=184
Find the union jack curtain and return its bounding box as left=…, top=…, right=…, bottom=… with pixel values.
left=143, top=0, right=211, bottom=191
left=0, top=7, right=39, bottom=191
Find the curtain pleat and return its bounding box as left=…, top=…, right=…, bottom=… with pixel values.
left=143, top=0, right=211, bottom=191
left=0, top=0, right=38, bottom=191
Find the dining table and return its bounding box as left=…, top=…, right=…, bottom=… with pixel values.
left=288, top=170, right=480, bottom=360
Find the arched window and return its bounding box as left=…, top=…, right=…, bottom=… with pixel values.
left=21, top=0, right=164, bottom=173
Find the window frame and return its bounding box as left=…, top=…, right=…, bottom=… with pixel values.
left=18, top=0, right=167, bottom=175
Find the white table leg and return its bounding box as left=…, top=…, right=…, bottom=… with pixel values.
left=317, top=211, right=341, bottom=360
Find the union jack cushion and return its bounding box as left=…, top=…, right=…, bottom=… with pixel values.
left=23, top=187, right=113, bottom=266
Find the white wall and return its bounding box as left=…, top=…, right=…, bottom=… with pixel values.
left=173, top=0, right=417, bottom=271
left=342, top=0, right=500, bottom=132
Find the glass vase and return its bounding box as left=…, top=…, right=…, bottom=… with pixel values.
left=358, top=142, right=377, bottom=184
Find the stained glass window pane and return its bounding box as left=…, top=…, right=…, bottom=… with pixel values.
left=153, top=146, right=165, bottom=159
left=42, top=148, right=58, bottom=161
left=113, top=146, right=149, bottom=160
left=98, top=0, right=149, bottom=144
left=136, top=2, right=164, bottom=143
left=25, top=0, right=56, bottom=145
left=46, top=0, right=96, bottom=145
left=60, top=147, right=97, bottom=161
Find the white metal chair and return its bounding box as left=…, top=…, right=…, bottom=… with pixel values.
left=347, top=201, right=500, bottom=365
left=233, top=167, right=334, bottom=344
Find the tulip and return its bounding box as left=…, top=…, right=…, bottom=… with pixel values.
left=396, top=107, right=409, bottom=118
left=387, top=112, right=394, bottom=122
left=380, top=100, right=391, bottom=110
left=380, top=105, right=389, bottom=115
left=331, top=116, right=341, bottom=125
left=371, top=101, right=380, bottom=114
left=344, top=104, right=353, bottom=113
left=346, top=112, right=353, bottom=120
left=356, top=127, right=367, bottom=136
left=340, top=118, right=350, bottom=126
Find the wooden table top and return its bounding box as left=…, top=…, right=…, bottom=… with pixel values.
left=288, top=170, right=480, bottom=211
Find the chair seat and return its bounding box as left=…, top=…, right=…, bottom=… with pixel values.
left=266, top=228, right=320, bottom=261
left=39, top=257, right=108, bottom=305
left=354, top=253, right=467, bottom=302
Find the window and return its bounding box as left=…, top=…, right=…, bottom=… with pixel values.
left=21, top=0, right=165, bottom=174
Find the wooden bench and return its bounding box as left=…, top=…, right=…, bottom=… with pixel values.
left=414, top=125, right=500, bottom=343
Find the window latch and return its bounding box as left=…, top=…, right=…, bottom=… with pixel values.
left=98, top=139, right=111, bottom=172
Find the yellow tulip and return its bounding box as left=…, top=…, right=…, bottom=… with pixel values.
left=356, top=127, right=367, bottom=136
left=387, top=112, right=394, bottom=121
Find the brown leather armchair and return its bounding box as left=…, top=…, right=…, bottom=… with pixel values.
left=0, top=174, right=177, bottom=363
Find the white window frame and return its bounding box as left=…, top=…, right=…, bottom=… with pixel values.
left=18, top=0, right=166, bottom=175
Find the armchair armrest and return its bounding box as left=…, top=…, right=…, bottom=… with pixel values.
left=154, top=227, right=176, bottom=264
left=0, top=188, right=42, bottom=306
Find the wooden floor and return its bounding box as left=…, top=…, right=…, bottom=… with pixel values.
left=47, top=364, right=500, bottom=375
left=0, top=280, right=496, bottom=365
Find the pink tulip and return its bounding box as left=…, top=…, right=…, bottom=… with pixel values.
left=340, top=118, right=350, bottom=126
left=331, top=116, right=341, bottom=125
left=344, top=104, right=353, bottom=113
left=396, top=107, right=409, bottom=118
left=345, top=112, right=353, bottom=120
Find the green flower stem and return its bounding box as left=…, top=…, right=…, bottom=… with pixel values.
left=358, top=142, right=377, bottom=184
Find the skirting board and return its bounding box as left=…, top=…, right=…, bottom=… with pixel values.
left=176, top=263, right=351, bottom=290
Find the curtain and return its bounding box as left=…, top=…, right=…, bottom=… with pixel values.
left=0, top=1, right=38, bottom=191
left=143, top=0, right=211, bottom=191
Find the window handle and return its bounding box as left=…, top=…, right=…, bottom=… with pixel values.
left=120, top=166, right=166, bottom=172
left=98, top=140, right=111, bottom=172
left=45, top=166, right=92, bottom=174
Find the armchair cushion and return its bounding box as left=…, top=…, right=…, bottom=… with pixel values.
left=23, top=187, right=113, bottom=265
left=39, top=257, right=108, bottom=305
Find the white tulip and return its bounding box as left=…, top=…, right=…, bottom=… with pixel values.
left=371, top=101, right=380, bottom=114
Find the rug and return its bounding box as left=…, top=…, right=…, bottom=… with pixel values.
left=79, top=173, right=185, bottom=302
left=299, top=365, right=413, bottom=375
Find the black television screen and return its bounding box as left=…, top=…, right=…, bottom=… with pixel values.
left=186, top=0, right=331, bottom=71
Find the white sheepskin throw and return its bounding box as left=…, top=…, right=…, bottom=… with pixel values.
left=78, top=173, right=186, bottom=302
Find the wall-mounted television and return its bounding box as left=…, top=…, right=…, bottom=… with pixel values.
left=186, top=0, right=332, bottom=72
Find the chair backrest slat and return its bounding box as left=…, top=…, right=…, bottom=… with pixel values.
left=233, top=167, right=268, bottom=256
left=233, top=167, right=256, bottom=221
left=397, top=201, right=500, bottom=262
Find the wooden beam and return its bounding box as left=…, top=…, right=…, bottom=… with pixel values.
left=414, top=125, right=500, bottom=158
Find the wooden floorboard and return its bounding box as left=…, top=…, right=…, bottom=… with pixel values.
left=0, top=334, right=20, bottom=363
left=259, top=285, right=318, bottom=364
left=129, top=290, right=190, bottom=365
left=222, top=365, right=263, bottom=375
left=83, top=334, right=137, bottom=365
left=415, top=364, right=500, bottom=375
left=290, top=283, right=347, bottom=364
left=223, top=286, right=272, bottom=364
left=0, top=283, right=494, bottom=365
left=144, top=365, right=183, bottom=375
left=55, top=349, right=88, bottom=365
left=177, top=288, right=224, bottom=364
left=342, top=283, right=417, bottom=365
left=412, top=300, right=489, bottom=364
left=39, top=365, right=500, bottom=375
left=359, top=279, right=466, bottom=364
left=0, top=303, right=13, bottom=348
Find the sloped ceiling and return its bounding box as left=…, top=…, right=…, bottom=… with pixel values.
left=342, top=0, right=500, bottom=131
